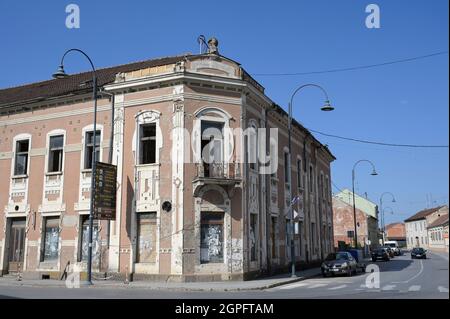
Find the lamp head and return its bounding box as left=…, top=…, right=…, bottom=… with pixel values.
left=52, top=65, right=68, bottom=79
left=321, top=100, right=334, bottom=112
left=371, top=169, right=378, bottom=176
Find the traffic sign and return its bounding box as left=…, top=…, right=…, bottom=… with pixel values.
left=93, top=162, right=117, bottom=220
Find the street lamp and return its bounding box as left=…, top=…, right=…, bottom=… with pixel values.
left=379, top=192, right=396, bottom=245
left=288, top=84, right=334, bottom=277
left=351, top=160, right=378, bottom=249
left=53, top=49, right=98, bottom=285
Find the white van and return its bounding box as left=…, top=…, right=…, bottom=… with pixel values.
left=384, top=241, right=401, bottom=255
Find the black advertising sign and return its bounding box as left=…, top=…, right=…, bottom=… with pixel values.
left=94, top=162, right=117, bottom=220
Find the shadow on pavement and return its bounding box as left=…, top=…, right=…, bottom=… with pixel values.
left=367, top=257, right=414, bottom=272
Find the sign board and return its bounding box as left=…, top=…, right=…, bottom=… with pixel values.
left=94, top=162, right=117, bottom=220
left=347, top=230, right=355, bottom=238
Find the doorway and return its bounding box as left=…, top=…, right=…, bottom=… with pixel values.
left=7, top=218, right=26, bottom=273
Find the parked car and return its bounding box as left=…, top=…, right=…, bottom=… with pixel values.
left=371, top=248, right=390, bottom=262
left=384, top=241, right=401, bottom=256
left=321, top=252, right=358, bottom=277
left=411, top=247, right=427, bottom=259
left=383, top=246, right=395, bottom=258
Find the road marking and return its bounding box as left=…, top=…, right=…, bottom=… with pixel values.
left=278, top=282, right=310, bottom=290
left=328, top=285, right=347, bottom=290
left=381, top=285, right=396, bottom=291
left=307, top=284, right=328, bottom=289
left=438, top=286, right=449, bottom=293
left=392, top=259, right=424, bottom=284
left=408, top=285, right=421, bottom=292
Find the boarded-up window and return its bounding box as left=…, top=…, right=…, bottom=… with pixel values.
left=137, top=212, right=157, bottom=263
left=200, top=212, right=224, bottom=263
left=42, top=217, right=59, bottom=262
left=250, top=214, right=257, bottom=262
left=80, top=216, right=99, bottom=263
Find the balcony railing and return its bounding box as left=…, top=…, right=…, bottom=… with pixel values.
left=195, top=162, right=241, bottom=179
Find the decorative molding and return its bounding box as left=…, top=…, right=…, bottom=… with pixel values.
left=0, top=151, right=13, bottom=160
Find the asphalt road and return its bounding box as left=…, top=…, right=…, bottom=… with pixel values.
left=0, top=251, right=448, bottom=299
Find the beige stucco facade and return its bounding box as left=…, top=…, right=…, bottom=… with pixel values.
left=0, top=47, right=335, bottom=281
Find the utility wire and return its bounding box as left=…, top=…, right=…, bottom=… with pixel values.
left=331, top=181, right=344, bottom=194
left=253, top=51, right=449, bottom=76
left=308, top=128, right=449, bottom=148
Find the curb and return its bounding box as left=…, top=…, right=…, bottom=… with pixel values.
left=0, top=271, right=322, bottom=292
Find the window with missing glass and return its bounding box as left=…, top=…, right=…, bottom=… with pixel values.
left=284, top=152, right=290, bottom=184
left=84, top=130, right=101, bottom=169
left=297, top=159, right=302, bottom=189
left=200, top=212, right=224, bottom=264
left=136, top=212, right=157, bottom=263
left=48, top=135, right=64, bottom=173
left=14, top=139, right=29, bottom=176
left=42, top=217, right=59, bottom=262
left=250, top=214, right=257, bottom=262
left=139, top=123, right=156, bottom=164
left=271, top=217, right=277, bottom=258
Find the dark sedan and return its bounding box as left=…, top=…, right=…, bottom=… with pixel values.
left=371, top=248, right=390, bottom=261
left=411, top=247, right=427, bottom=259
left=321, top=252, right=358, bottom=277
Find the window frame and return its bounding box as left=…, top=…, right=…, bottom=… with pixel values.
left=41, top=216, right=60, bottom=262
left=83, top=129, right=101, bottom=170
left=47, top=133, right=65, bottom=174
left=200, top=212, right=225, bottom=264
left=139, top=123, right=157, bottom=165
left=13, top=139, right=30, bottom=177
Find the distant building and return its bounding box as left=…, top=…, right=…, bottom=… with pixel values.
left=427, top=214, right=449, bottom=252
left=405, top=206, right=449, bottom=249
left=385, top=223, right=406, bottom=247
left=332, top=190, right=379, bottom=252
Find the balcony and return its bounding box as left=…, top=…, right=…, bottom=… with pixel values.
left=192, top=162, right=241, bottom=196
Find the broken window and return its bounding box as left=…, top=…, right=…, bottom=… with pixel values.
left=14, top=139, right=29, bottom=176
left=139, top=124, right=156, bottom=164
left=201, top=121, right=224, bottom=177
left=79, top=215, right=99, bottom=263
left=42, top=217, right=59, bottom=262
left=271, top=217, right=277, bottom=259
left=200, top=212, right=224, bottom=263
left=309, top=165, right=314, bottom=193
left=136, top=212, right=157, bottom=263
left=284, top=152, right=290, bottom=184
left=84, top=130, right=101, bottom=169
left=48, top=135, right=64, bottom=173
left=247, top=126, right=257, bottom=171
left=250, top=214, right=257, bottom=262
left=311, top=222, right=316, bottom=252
left=297, top=159, right=302, bottom=189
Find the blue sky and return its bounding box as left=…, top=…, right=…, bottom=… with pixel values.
left=0, top=0, right=448, bottom=224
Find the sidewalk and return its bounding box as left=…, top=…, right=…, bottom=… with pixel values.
left=0, top=267, right=321, bottom=292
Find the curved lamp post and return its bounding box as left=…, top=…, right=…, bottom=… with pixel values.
left=379, top=192, right=396, bottom=244
left=288, top=84, right=334, bottom=277
left=53, top=49, right=98, bottom=285
left=352, top=160, right=378, bottom=249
